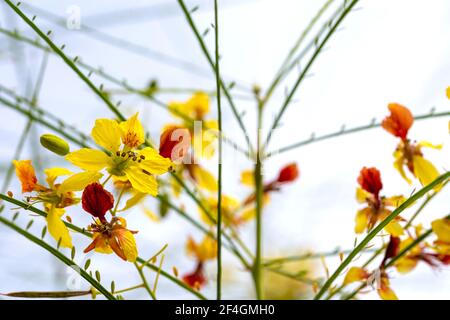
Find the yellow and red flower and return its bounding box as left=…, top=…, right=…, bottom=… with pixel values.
left=66, top=113, right=172, bottom=196
left=182, top=235, right=217, bottom=289
left=355, top=167, right=405, bottom=236
left=83, top=183, right=138, bottom=262
left=13, top=160, right=102, bottom=248
left=166, top=92, right=218, bottom=159
left=381, top=103, right=442, bottom=186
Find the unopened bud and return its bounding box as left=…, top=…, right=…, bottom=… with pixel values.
left=40, top=134, right=70, bottom=156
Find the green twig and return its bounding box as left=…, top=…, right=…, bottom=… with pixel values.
left=314, top=171, right=450, bottom=299
left=214, top=0, right=223, bottom=300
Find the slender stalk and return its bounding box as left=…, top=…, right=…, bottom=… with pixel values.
left=262, top=0, right=335, bottom=105
left=0, top=215, right=115, bottom=300
left=3, top=0, right=124, bottom=121
left=263, top=0, right=359, bottom=150
left=177, top=0, right=253, bottom=154
left=134, top=263, right=157, bottom=300
left=253, top=101, right=264, bottom=299
left=314, top=171, right=450, bottom=300
left=0, top=194, right=207, bottom=300
left=267, top=111, right=450, bottom=157
left=214, top=0, right=223, bottom=300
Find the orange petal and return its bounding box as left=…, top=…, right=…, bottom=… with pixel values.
left=13, top=160, right=38, bottom=193
left=381, top=103, right=413, bottom=139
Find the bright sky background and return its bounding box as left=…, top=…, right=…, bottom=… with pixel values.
left=0, top=0, right=449, bottom=299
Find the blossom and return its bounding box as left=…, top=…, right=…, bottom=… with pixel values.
left=355, top=167, right=405, bottom=236
left=167, top=92, right=218, bottom=159
left=66, top=113, right=172, bottom=196
left=83, top=183, right=138, bottom=262
left=276, top=163, right=300, bottom=184
left=13, top=160, right=102, bottom=248
left=381, top=104, right=442, bottom=186
left=182, top=235, right=217, bottom=289
left=381, top=103, right=413, bottom=140
left=343, top=267, right=398, bottom=300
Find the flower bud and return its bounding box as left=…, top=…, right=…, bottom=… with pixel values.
left=40, top=134, right=70, bottom=156
left=277, top=163, right=299, bottom=184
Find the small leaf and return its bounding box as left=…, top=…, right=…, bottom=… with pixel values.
left=110, top=281, right=115, bottom=294
left=41, top=226, right=47, bottom=239
left=71, top=247, right=76, bottom=260
left=84, top=259, right=91, bottom=270
left=26, top=220, right=34, bottom=230
left=95, top=270, right=101, bottom=282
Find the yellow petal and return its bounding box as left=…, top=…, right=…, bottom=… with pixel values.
left=139, top=147, right=173, bottom=175
left=393, top=150, right=411, bottom=184
left=119, top=192, right=146, bottom=212
left=356, top=187, right=370, bottom=204
left=66, top=148, right=111, bottom=171
left=446, top=86, right=450, bottom=99
left=355, top=208, right=369, bottom=234
left=239, top=207, right=256, bottom=222
left=240, top=170, right=254, bottom=187
left=383, top=195, right=406, bottom=208
left=412, top=155, right=440, bottom=187
left=418, top=141, right=442, bottom=150
left=197, top=235, right=217, bottom=261
left=46, top=207, right=72, bottom=248
left=114, top=228, right=138, bottom=262
left=395, top=257, right=418, bottom=274
left=192, top=165, right=218, bottom=192
left=343, top=267, right=368, bottom=284
left=431, top=218, right=450, bottom=243
left=57, top=171, right=103, bottom=195
left=91, top=233, right=114, bottom=254
left=120, top=113, right=144, bottom=149
left=143, top=207, right=160, bottom=221
left=91, top=119, right=121, bottom=152
left=378, top=285, right=398, bottom=300
left=13, top=160, right=38, bottom=193
left=384, top=221, right=404, bottom=236
left=187, top=92, right=210, bottom=119
left=125, top=166, right=158, bottom=195
left=44, top=167, right=72, bottom=188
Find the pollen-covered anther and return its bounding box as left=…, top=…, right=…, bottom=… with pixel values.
left=121, top=152, right=126, bottom=157
left=115, top=151, right=121, bottom=157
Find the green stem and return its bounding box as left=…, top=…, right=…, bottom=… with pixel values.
left=177, top=0, right=253, bottom=154
left=314, top=171, right=450, bottom=300
left=4, top=0, right=125, bottom=121
left=134, top=263, right=156, bottom=300
left=253, top=101, right=264, bottom=299
left=214, top=0, right=223, bottom=301
left=267, top=111, right=450, bottom=157
left=263, top=0, right=359, bottom=150
left=0, top=215, right=115, bottom=300
left=0, top=194, right=207, bottom=300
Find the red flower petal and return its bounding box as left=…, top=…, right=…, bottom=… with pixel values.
left=357, top=167, right=383, bottom=197
left=182, top=262, right=206, bottom=289
left=381, top=103, right=414, bottom=140
left=82, top=183, right=114, bottom=222
left=159, top=125, right=190, bottom=161
left=277, top=163, right=299, bottom=184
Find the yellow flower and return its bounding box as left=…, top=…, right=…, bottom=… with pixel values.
left=13, top=160, right=102, bottom=248
left=199, top=194, right=240, bottom=227
left=84, top=217, right=138, bottom=262
left=354, top=168, right=405, bottom=236
left=167, top=92, right=218, bottom=159
left=66, top=113, right=172, bottom=196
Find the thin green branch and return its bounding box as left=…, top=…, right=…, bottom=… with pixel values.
left=267, top=111, right=450, bottom=157
left=214, top=0, right=223, bottom=300
left=263, top=0, right=359, bottom=150
left=0, top=194, right=207, bottom=300
left=262, top=0, right=335, bottom=105
left=0, top=215, right=115, bottom=300
left=314, top=171, right=450, bottom=300
left=134, top=263, right=157, bottom=300
left=177, top=0, right=253, bottom=154
left=253, top=100, right=264, bottom=299
left=4, top=0, right=125, bottom=120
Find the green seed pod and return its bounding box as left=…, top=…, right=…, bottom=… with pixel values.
left=40, top=134, right=70, bottom=156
